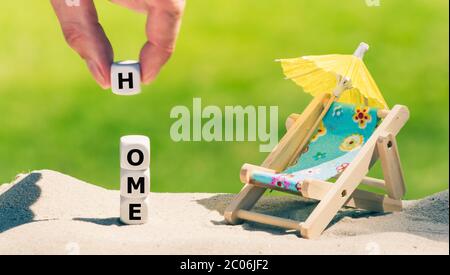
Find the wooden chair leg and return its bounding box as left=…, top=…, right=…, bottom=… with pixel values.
left=377, top=133, right=406, bottom=200
left=300, top=148, right=374, bottom=239
left=224, top=184, right=267, bottom=225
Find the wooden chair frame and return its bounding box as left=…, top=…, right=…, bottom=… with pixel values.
left=224, top=93, right=409, bottom=239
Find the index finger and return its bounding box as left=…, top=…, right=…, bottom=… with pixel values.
left=51, top=0, right=113, bottom=88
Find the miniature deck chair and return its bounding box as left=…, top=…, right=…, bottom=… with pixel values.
left=224, top=93, right=409, bottom=239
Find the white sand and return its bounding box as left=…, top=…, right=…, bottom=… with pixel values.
left=0, top=170, right=448, bottom=255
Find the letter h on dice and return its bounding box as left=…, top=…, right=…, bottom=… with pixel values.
left=111, top=61, right=141, bottom=95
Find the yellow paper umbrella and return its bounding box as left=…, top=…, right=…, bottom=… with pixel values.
left=277, top=42, right=388, bottom=109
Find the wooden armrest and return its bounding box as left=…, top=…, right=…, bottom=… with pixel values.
left=240, top=164, right=277, bottom=184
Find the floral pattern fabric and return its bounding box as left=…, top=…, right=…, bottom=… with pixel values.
left=353, top=106, right=373, bottom=129
left=250, top=102, right=378, bottom=193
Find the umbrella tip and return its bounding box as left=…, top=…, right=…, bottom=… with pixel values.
left=354, top=42, right=370, bottom=59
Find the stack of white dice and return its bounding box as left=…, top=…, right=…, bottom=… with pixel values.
left=120, top=135, right=150, bottom=225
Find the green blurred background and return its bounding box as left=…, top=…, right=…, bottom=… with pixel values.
left=0, top=0, right=448, bottom=199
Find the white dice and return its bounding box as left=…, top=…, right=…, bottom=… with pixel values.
left=120, top=135, right=150, bottom=170
left=120, top=197, right=149, bottom=225
left=120, top=169, right=150, bottom=198
left=111, top=61, right=141, bottom=95
left=120, top=135, right=150, bottom=225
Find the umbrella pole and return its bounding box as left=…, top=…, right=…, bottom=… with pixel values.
left=353, top=42, right=370, bottom=59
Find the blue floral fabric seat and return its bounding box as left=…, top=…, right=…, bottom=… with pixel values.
left=251, top=102, right=379, bottom=193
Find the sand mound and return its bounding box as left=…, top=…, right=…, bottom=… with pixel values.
left=0, top=170, right=448, bottom=255
left=404, top=191, right=449, bottom=225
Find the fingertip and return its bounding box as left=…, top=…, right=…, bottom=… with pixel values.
left=86, top=60, right=111, bottom=90
left=100, top=66, right=112, bottom=88
left=139, top=61, right=157, bottom=85
left=141, top=73, right=156, bottom=85
left=140, top=67, right=158, bottom=85
left=98, top=72, right=111, bottom=89
left=139, top=43, right=172, bottom=85
left=99, top=81, right=111, bottom=90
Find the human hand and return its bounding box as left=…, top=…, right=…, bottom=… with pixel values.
left=51, top=0, right=185, bottom=89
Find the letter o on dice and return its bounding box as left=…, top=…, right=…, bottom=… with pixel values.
left=120, top=135, right=150, bottom=170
